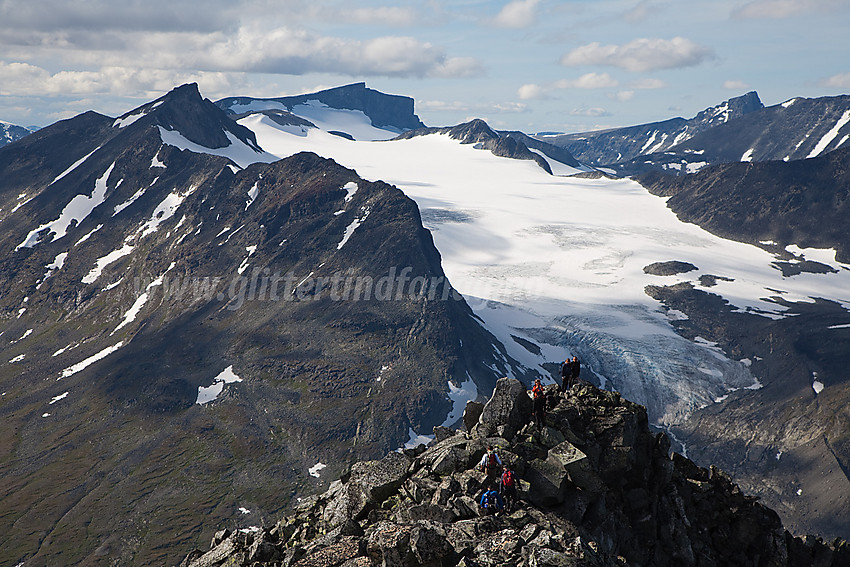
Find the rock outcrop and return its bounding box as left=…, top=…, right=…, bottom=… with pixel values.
left=179, top=379, right=849, bottom=567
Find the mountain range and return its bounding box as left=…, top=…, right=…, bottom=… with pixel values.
left=540, top=91, right=850, bottom=177
left=1, top=82, right=849, bottom=565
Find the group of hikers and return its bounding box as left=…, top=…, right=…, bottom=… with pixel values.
left=477, top=355, right=581, bottom=516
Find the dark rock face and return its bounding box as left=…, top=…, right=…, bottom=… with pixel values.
left=474, top=377, right=533, bottom=439
left=642, top=261, right=698, bottom=276
left=216, top=82, right=426, bottom=132
left=636, top=145, right=850, bottom=263
left=181, top=381, right=849, bottom=567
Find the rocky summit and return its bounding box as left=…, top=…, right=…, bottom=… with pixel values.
left=179, top=379, right=848, bottom=567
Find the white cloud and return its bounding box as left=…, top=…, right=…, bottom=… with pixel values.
left=570, top=107, right=611, bottom=117
left=723, top=79, right=750, bottom=90
left=624, top=0, right=665, bottom=22
left=493, top=0, right=541, bottom=28
left=611, top=90, right=635, bottom=101
left=555, top=72, right=619, bottom=89
left=560, top=37, right=715, bottom=72
left=821, top=72, right=850, bottom=89
left=732, top=0, right=846, bottom=19
left=518, top=83, right=547, bottom=100
left=338, top=6, right=420, bottom=26
left=629, top=78, right=667, bottom=89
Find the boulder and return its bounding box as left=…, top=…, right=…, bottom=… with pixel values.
left=474, top=378, right=533, bottom=439
left=548, top=441, right=605, bottom=493
left=463, top=400, right=485, bottom=431
left=524, top=457, right=568, bottom=507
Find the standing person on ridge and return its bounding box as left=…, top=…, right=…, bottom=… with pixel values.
left=570, top=356, right=581, bottom=386
left=560, top=357, right=572, bottom=392
left=532, top=378, right=546, bottom=429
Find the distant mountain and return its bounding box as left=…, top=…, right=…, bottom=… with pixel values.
left=216, top=82, right=426, bottom=133
left=396, top=118, right=586, bottom=174
left=540, top=92, right=764, bottom=168
left=0, top=83, right=512, bottom=566
left=637, top=145, right=850, bottom=262
left=0, top=120, right=34, bottom=146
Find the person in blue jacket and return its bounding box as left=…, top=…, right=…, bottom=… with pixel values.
left=479, top=487, right=505, bottom=516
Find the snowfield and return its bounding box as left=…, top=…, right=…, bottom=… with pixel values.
left=165, top=108, right=850, bottom=427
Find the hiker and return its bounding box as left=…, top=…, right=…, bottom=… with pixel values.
left=479, top=487, right=505, bottom=516
left=560, top=357, right=572, bottom=392
left=478, top=445, right=503, bottom=479
left=532, top=378, right=546, bottom=428
left=499, top=466, right=518, bottom=512
left=570, top=356, right=581, bottom=386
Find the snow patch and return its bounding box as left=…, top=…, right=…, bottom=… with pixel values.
left=60, top=342, right=125, bottom=379
left=196, top=365, right=243, bottom=405
left=337, top=208, right=371, bottom=249
left=82, top=244, right=134, bottom=284
left=308, top=462, right=327, bottom=478
left=807, top=110, right=850, bottom=158
left=441, top=375, right=479, bottom=427
left=49, top=392, right=69, bottom=404
left=404, top=428, right=435, bottom=449
left=17, top=162, right=114, bottom=250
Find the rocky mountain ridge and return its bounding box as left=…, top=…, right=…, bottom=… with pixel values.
left=540, top=92, right=764, bottom=170
left=180, top=379, right=849, bottom=567
left=215, top=83, right=426, bottom=133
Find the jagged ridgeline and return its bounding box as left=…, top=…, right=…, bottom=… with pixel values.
left=180, top=379, right=848, bottom=567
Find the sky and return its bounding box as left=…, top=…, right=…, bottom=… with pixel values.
left=1, top=0, right=849, bottom=133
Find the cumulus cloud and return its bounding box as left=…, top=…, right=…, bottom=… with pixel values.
left=821, top=72, right=850, bottom=88
left=492, top=0, right=541, bottom=28
left=732, top=0, right=846, bottom=19
left=570, top=107, right=611, bottom=117
left=560, top=37, right=715, bottom=72
left=518, top=73, right=620, bottom=100
left=518, top=83, right=548, bottom=100
left=555, top=72, right=619, bottom=89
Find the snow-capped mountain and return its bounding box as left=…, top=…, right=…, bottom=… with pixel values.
left=215, top=82, right=426, bottom=134
left=539, top=91, right=764, bottom=169
left=0, top=84, right=513, bottom=566
left=0, top=120, right=33, bottom=147
left=2, top=82, right=849, bottom=564
left=542, top=92, right=850, bottom=177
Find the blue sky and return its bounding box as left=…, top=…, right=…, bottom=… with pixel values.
left=1, top=0, right=848, bottom=133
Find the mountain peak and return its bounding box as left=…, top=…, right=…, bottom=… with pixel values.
left=114, top=82, right=263, bottom=152
left=215, top=83, right=425, bottom=132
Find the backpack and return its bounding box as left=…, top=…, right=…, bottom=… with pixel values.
left=488, top=451, right=498, bottom=468
left=502, top=469, right=514, bottom=488
left=483, top=491, right=497, bottom=508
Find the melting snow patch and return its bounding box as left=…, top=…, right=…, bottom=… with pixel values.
left=797, top=489, right=803, bottom=496
left=812, top=380, right=824, bottom=395
left=50, top=146, right=102, bottom=186
left=60, top=341, right=125, bottom=379
left=49, top=392, right=69, bottom=404
left=741, top=148, right=754, bottom=162
left=138, top=185, right=198, bottom=239
left=196, top=365, right=243, bottom=404
left=113, top=188, right=147, bottom=216
left=308, top=462, right=327, bottom=478
left=344, top=181, right=358, bottom=202
left=337, top=207, right=370, bottom=249
left=442, top=375, right=479, bottom=427
left=807, top=109, right=850, bottom=158
left=246, top=181, right=259, bottom=209
left=828, top=323, right=850, bottom=329
left=9, top=354, right=25, bottom=363
left=17, top=162, right=115, bottom=250
left=405, top=428, right=435, bottom=449
left=113, top=273, right=167, bottom=333
left=82, top=244, right=134, bottom=284
left=237, top=246, right=257, bottom=275
left=42, top=413, right=51, bottom=418
left=666, top=309, right=688, bottom=321
left=776, top=451, right=782, bottom=460
left=239, top=507, right=251, bottom=514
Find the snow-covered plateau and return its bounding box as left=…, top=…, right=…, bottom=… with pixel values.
left=161, top=101, right=850, bottom=428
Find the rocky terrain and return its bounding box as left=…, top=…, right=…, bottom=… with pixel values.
left=179, top=379, right=849, bottom=567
